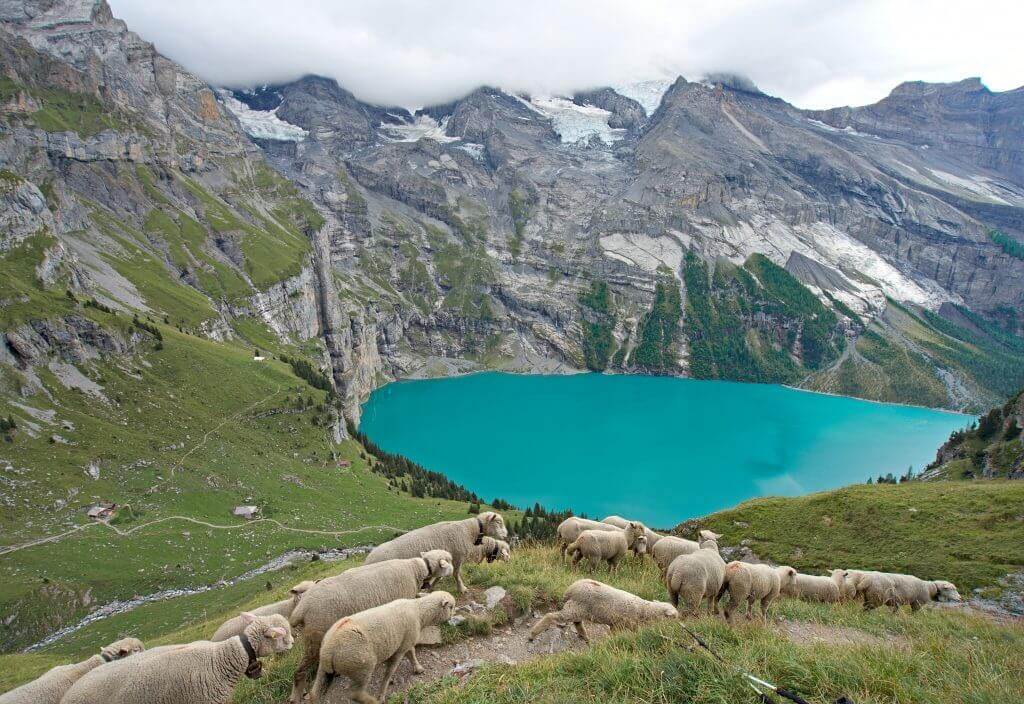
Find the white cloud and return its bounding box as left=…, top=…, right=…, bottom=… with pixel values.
left=108, top=0, right=1024, bottom=110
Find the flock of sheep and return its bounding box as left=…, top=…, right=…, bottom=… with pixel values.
left=1, top=510, right=964, bottom=704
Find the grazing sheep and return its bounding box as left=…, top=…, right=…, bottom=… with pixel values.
left=365, top=512, right=507, bottom=593
left=831, top=569, right=858, bottom=601
left=601, top=516, right=663, bottom=554
left=211, top=579, right=318, bottom=642
left=650, top=530, right=720, bottom=575
left=566, top=522, right=647, bottom=572
left=852, top=571, right=962, bottom=612
left=306, top=591, right=456, bottom=704
left=287, top=550, right=453, bottom=704
left=471, top=536, right=511, bottom=564
left=0, top=637, right=143, bottom=704
left=665, top=535, right=727, bottom=616
left=60, top=614, right=291, bottom=704
left=722, top=562, right=797, bottom=621
left=781, top=571, right=846, bottom=603
left=556, top=517, right=620, bottom=558
left=528, top=578, right=677, bottom=642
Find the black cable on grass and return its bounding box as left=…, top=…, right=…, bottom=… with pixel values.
left=675, top=622, right=849, bottom=704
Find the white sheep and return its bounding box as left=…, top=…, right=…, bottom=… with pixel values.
left=601, top=515, right=663, bottom=554
left=471, top=536, right=511, bottom=565
left=851, top=571, right=962, bottom=612
left=306, top=591, right=456, bottom=704
left=210, top=579, right=317, bottom=642
left=528, top=578, right=677, bottom=642
left=722, top=562, right=797, bottom=621
left=0, top=637, right=143, bottom=704
left=286, top=550, right=453, bottom=704
left=665, top=534, right=727, bottom=616
left=60, top=613, right=291, bottom=704
left=365, top=512, right=507, bottom=593
left=651, top=530, right=722, bottom=575
left=555, top=517, right=620, bottom=559
left=566, top=522, right=647, bottom=572
left=781, top=571, right=847, bottom=603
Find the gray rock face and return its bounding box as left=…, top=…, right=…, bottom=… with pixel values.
left=2, top=0, right=1023, bottom=418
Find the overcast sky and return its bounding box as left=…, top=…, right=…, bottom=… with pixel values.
left=108, top=0, right=1024, bottom=110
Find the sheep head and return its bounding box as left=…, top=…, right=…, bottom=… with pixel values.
left=932, top=580, right=962, bottom=602
left=241, top=612, right=294, bottom=656
left=479, top=511, right=508, bottom=539
left=421, top=549, right=455, bottom=580
left=419, top=590, right=457, bottom=624
left=698, top=529, right=723, bottom=542
left=776, top=565, right=798, bottom=588
left=626, top=522, right=648, bottom=554
left=100, top=636, right=145, bottom=661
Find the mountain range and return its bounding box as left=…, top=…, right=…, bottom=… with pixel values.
left=3, top=0, right=1024, bottom=422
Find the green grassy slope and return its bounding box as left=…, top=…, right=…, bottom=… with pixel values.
left=2, top=478, right=1022, bottom=702
left=0, top=319, right=485, bottom=651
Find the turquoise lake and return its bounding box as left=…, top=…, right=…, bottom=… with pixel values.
left=359, top=373, right=971, bottom=528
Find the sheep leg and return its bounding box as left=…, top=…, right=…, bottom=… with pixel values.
left=405, top=646, right=425, bottom=674
left=377, top=652, right=403, bottom=701
left=347, top=669, right=377, bottom=704
left=288, top=635, right=321, bottom=704
left=609, top=555, right=620, bottom=573
left=529, top=610, right=570, bottom=640
left=453, top=558, right=467, bottom=594
left=761, top=595, right=776, bottom=622
left=573, top=621, right=589, bottom=642
left=304, top=667, right=334, bottom=704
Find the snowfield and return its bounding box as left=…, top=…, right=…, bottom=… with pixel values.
left=218, top=91, right=307, bottom=142
left=379, top=114, right=459, bottom=143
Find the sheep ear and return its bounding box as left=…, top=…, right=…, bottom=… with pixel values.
left=240, top=611, right=257, bottom=624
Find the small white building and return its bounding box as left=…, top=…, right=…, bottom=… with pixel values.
left=88, top=503, right=116, bottom=520
left=233, top=505, right=259, bottom=520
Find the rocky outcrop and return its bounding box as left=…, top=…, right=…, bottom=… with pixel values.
left=4, top=315, right=136, bottom=367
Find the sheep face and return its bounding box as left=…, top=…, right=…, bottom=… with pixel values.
left=933, top=580, right=962, bottom=602
left=242, top=613, right=294, bottom=656
left=480, top=511, right=508, bottom=539
left=100, top=636, right=145, bottom=661
left=698, top=529, right=723, bottom=542
left=777, top=566, right=798, bottom=589
left=633, top=534, right=649, bottom=555
left=422, top=549, right=455, bottom=579
left=654, top=602, right=678, bottom=619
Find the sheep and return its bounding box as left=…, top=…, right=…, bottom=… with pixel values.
left=286, top=550, right=454, bottom=704
left=566, top=522, right=647, bottom=572
left=831, top=569, right=858, bottom=601
left=555, top=517, right=620, bottom=558
left=664, top=534, right=727, bottom=616
left=0, top=637, right=143, bottom=704
left=471, top=536, right=511, bottom=564
left=722, top=562, right=797, bottom=621
left=365, top=511, right=507, bottom=593
left=651, top=530, right=722, bottom=575
left=851, top=571, right=962, bottom=612
left=210, top=579, right=318, bottom=642
left=781, top=571, right=847, bottom=603
left=60, top=613, right=291, bottom=704
left=528, top=578, right=677, bottom=642
left=601, top=515, right=663, bottom=554
left=306, top=591, right=456, bottom=704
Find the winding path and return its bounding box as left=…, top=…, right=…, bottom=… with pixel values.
left=0, top=515, right=405, bottom=557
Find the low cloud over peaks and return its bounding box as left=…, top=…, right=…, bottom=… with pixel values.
left=109, top=0, right=1024, bottom=110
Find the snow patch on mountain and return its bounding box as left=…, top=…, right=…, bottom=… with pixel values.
left=218, top=91, right=305, bottom=142
left=219, top=91, right=307, bottom=142
left=380, top=115, right=459, bottom=143
left=676, top=207, right=956, bottom=312
left=600, top=232, right=683, bottom=274
left=528, top=96, right=626, bottom=145
left=926, top=169, right=1012, bottom=205
left=612, top=79, right=674, bottom=116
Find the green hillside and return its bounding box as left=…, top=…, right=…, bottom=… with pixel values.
left=4, top=477, right=1024, bottom=704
